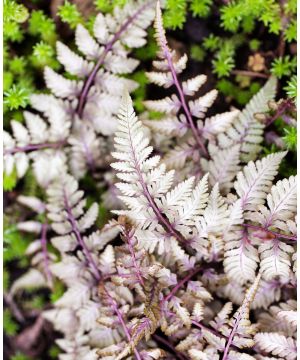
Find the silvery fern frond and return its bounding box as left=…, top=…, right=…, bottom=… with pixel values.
left=145, top=2, right=238, bottom=160
left=212, top=275, right=261, bottom=359
left=224, top=152, right=296, bottom=284
left=43, top=175, right=121, bottom=359
left=111, top=92, right=230, bottom=257
left=144, top=2, right=239, bottom=174
left=254, top=332, right=296, bottom=360
left=4, top=1, right=155, bottom=184
left=3, top=113, right=69, bottom=187
left=217, top=76, right=277, bottom=162
left=244, top=175, right=297, bottom=281
left=201, top=144, right=241, bottom=193
left=234, top=151, right=287, bottom=212
left=257, top=300, right=296, bottom=337
left=143, top=2, right=279, bottom=197
left=46, top=1, right=154, bottom=135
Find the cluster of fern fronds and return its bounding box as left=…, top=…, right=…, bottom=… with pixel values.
left=3, top=1, right=297, bottom=360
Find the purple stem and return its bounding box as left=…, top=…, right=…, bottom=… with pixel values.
left=79, top=132, right=96, bottom=173
left=126, top=108, right=187, bottom=245
left=161, top=37, right=208, bottom=158
left=76, top=1, right=153, bottom=118
left=266, top=98, right=295, bottom=127
left=4, top=293, right=25, bottom=323
left=63, top=191, right=101, bottom=281
left=40, top=223, right=53, bottom=287
left=4, top=140, right=67, bottom=155
left=122, top=227, right=145, bottom=286
left=242, top=223, right=297, bottom=241
left=162, top=266, right=202, bottom=304
left=191, top=320, right=240, bottom=352
left=105, top=287, right=142, bottom=360
left=221, top=314, right=241, bottom=360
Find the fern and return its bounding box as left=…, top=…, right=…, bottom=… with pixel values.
left=3, top=1, right=297, bottom=359
left=112, top=92, right=231, bottom=257
left=144, top=2, right=240, bottom=179
left=43, top=175, right=120, bottom=358
left=4, top=1, right=155, bottom=186
left=224, top=152, right=296, bottom=284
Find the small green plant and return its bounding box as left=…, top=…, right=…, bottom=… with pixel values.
left=58, top=1, right=83, bottom=29
left=284, top=75, right=297, bottom=100
left=271, top=56, right=297, bottom=79
left=4, top=85, right=29, bottom=111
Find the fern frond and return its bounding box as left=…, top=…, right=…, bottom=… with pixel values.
left=234, top=152, right=286, bottom=211
left=258, top=239, right=293, bottom=281
left=255, top=333, right=296, bottom=360
left=144, top=0, right=239, bottom=164
left=201, top=145, right=241, bottom=193
left=4, top=116, right=69, bottom=186
left=217, top=77, right=277, bottom=162
left=112, top=92, right=219, bottom=254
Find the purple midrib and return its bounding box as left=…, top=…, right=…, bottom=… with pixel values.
left=76, top=1, right=153, bottom=118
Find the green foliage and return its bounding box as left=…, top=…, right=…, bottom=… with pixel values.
left=203, top=34, right=221, bottom=51
left=284, top=75, right=297, bottom=100
left=284, top=19, right=297, bottom=43
left=58, top=1, right=83, bottom=29
left=212, top=42, right=235, bottom=78
left=4, top=72, right=14, bottom=92
left=4, top=0, right=29, bottom=23
left=132, top=71, right=149, bottom=113
left=283, top=127, right=297, bottom=151
left=25, top=295, right=46, bottom=310
left=9, top=56, right=27, bottom=75
left=217, top=78, right=261, bottom=105
left=203, top=35, right=245, bottom=79
left=4, top=0, right=29, bottom=42
left=50, top=280, right=65, bottom=303
left=3, top=168, right=18, bottom=191
left=4, top=224, right=31, bottom=262
left=31, top=41, right=59, bottom=69
left=3, top=268, right=10, bottom=291
left=164, top=0, right=187, bottom=29
left=164, top=0, right=216, bottom=28
left=190, top=44, right=205, bottom=62
left=271, top=56, right=297, bottom=79
left=249, top=39, right=261, bottom=51
left=4, top=309, right=19, bottom=336
left=190, top=0, right=213, bottom=17
left=134, top=29, right=158, bottom=61
left=94, top=0, right=127, bottom=12
left=11, top=353, right=31, bottom=360
left=4, top=4, right=58, bottom=121
left=4, top=85, right=30, bottom=111
left=28, top=10, right=56, bottom=44
left=49, top=346, right=61, bottom=359
left=220, top=0, right=293, bottom=37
